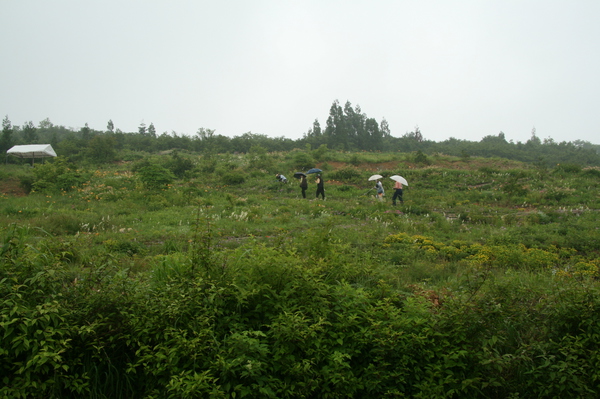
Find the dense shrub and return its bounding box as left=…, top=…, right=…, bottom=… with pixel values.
left=30, top=156, right=90, bottom=193
left=137, top=163, right=176, bottom=190
left=328, top=166, right=361, bottom=181
left=292, top=151, right=315, bottom=170
left=554, top=163, right=582, bottom=174
left=222, top=172, right=246, bottom=185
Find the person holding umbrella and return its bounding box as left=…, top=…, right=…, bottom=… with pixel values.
left=367, top=174, right=384, bottom=200
left=315, top=174, right=325, bottom=200
left=299, top=174, right=308, bottom=198
left=392, top=180, right=403, bottom=205
left=375, top=179, right=385, bottom=201
left=390, top=175, right=408, bottom=205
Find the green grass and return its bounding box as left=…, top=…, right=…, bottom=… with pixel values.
left=2, top=150, right=600, bottom=397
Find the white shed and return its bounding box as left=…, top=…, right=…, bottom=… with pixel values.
left=7, top=144, right=57, bottom=164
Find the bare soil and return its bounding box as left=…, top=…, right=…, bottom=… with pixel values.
left=0, top=178, right=27, bottom=197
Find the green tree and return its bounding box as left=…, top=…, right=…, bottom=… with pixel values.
left=1, top=115, right=14, bottom=160
left=365, top=117, right=382, bottom=150
left=322, top=100, right=386, bottom=151
left=138, top=121, right=147, bottom=135
left=22, top=121, right=38, bottom=143
left=38, top=117, right=53, bottom=129
left=311, top=119, right=322, bottom=137
left=107, top=119, right=114, bottom=133
left=137, top=163, right=176, bottom=190
left=414, top=126, right=423, bottom=142
left=197, top=127, right=216, bottom=155
left=86, top=135, right=117, bottom=164
left=380, top=118, right=391, bottom=138
left=80, top=123, right=91, bottom=141
left=148, top=122, right=157, bottom=138
left=325, top=100, right=347, bottom=149
left=166, top=151, right=194, bottom=178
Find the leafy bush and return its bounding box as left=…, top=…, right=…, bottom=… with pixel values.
left=292, top=151, right=315, bottom=170
left=413, top=150, right=431, bottom=165
left=554, top=163, right=582, bottom=174
left=222, top=172, right=246, bottom=185
left=329, top=166, right=361, bottom=181
left=312, top=144, right=330, bottom=162
left=166, top=151, right=195, bottom=178
left=30, top=156, right=90, bottom=193
left=137, top=163, right=176, bottom=190
left=104, top=238, right=146, bottom=255
left=583, top=167, right=600, bottom=178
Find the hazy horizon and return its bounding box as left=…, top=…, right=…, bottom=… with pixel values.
left=2, top=1, right=599, bottom=145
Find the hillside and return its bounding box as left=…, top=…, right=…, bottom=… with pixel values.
left=1, top=150, right=600, bottom=398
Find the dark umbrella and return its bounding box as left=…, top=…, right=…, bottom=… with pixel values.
left=306, top=168, right=322, bottom=175
left=293, top=172, right=307, bottom=179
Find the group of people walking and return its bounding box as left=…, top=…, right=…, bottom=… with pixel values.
left=276, top=173, right=325, bottom=200
left=374, top=179, right=403, bottom=205
left=298, top=174, right=325, bottom=200
left=277, top=173, right=403, bottom=204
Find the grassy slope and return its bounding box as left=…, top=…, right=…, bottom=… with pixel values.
left=2, top=151, right=600, bottom=397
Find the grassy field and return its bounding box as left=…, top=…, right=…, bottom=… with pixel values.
left=1, top=150, right=600, bottom=398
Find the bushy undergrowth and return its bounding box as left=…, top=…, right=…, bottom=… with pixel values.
left=2, top=151, right=600, bottom=397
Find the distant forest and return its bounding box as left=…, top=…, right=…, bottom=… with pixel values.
left=2, top=100, right=600, bottom=167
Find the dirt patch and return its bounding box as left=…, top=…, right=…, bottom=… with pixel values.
left=0, top=178, right=27, bottom=197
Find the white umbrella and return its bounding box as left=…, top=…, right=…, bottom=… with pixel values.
left=368, top=174, right=383, bottom=181
left=390, top=175, right=408, bottom=186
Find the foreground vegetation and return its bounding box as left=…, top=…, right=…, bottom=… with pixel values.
left=1, top=148, right=600, bottom=398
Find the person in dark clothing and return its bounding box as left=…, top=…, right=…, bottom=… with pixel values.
left=315, top=174, right=325, bottom=200
left=299, top=175, right=308, bottom=198
left=392, top=180, right=403, bottom=205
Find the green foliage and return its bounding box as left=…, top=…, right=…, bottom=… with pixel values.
left=30, top=156, right=90, bottom=193
left=312, top=144, right=330, bottom=162
left=583, top=167, right=600, bottom=178
left=33, top=213, right=84, bottom=235
left=86, top=134, right=117, bottom=164
left=165, top=151, right=195, bottom=178
left=328, top=166, right=361, bottom=181
left=136, top=163, right=176, bottom=190
left=104, top=238, right=146, bottom=256
left=554, top=163, right=582, bottom=174
left=221, top=171, right=246, bottom=185
left=292, top=151, right=315, bottom=170
left=413, top=150, right=431, bottom=165
left=248, top=145, right=273, bottom=171
left=2, top=150, right=600, bottom=397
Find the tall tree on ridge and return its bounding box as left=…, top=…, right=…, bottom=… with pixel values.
left=107, top=119, right=114, bottom=133
left=148, top=122, right=157, bottom=138
left=1, top=115, right=14, bottom=159
left=22, top=121, right=38, bottom=143
left=325, top=99, right=346, bottom=149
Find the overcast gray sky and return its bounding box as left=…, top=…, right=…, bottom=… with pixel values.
left=1, top=1, right=599, bottom=144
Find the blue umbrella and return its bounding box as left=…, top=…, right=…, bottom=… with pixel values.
left=306, top=168, right=322, bottom=175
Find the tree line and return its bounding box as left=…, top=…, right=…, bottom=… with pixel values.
left=2, top=101, right=600, bottom=167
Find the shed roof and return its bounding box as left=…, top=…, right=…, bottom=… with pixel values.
left=7, top=144, right=57, bottom=158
